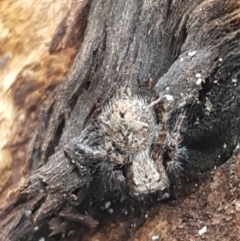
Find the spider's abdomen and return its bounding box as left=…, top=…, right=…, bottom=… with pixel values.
left=126, top=151, right=167, bottom=195
left=100, top=97, right=156, bottom=153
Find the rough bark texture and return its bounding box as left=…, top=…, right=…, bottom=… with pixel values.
left=1, top=0, right=240, bottom=240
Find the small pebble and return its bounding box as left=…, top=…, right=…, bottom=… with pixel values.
left=105, top=201, right=111, bottom=209
left=235, top=201, right=240, bottom=212
left=188, top=51, right=196, bottom=56
left=180, top=57, right=184, bottom=62
left=219, top=58, right=223, bottom=62
left=223, top=143, right=227, bottom=149
left=152, top=235, right=160, bottom=240
left=34, top=226, right=39, bottom=231
left=198, top=226, right=207, bottom=235
left=162, top=192, right=170, bottom=200
left=195, top=73, right=201, bottom=78
left=232, top=78, right=237, bottom=83
left=131, top=222, right=136, bottom=228
left=108, top=208, right=114, bottom=214
left=39, top=238, right=45, bottom=241
left=124, top=210, right=128, bottom=215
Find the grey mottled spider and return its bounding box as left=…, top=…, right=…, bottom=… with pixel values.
left=69, top=88, right=187, bottom=197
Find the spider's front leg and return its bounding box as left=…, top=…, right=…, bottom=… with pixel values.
left=64, top=140, right=128, bottom=194
left=64, top=139, right=126, bottom=165
left=63, top=142, right=105, bottom=164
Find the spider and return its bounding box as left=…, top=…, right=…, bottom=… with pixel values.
left=65, top=88, right=187, bottom=198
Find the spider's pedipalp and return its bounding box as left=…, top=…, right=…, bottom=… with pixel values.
left=162, top=112, right=187, bottom=179
left=95, top=160, right=127, bottom=196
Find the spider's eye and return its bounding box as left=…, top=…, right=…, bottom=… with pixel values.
left=119, top=111, right=125, bottom=118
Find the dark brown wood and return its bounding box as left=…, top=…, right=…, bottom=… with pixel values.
left=1, top=0, right=240, bottom=240
left=49, top=0, right=90, bottom=54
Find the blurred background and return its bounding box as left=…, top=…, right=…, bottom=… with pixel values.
left=0, top=0, right=78, bottom=208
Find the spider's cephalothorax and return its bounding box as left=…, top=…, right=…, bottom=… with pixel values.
left=71, top=88, right=187, bottom=198
left=99, top=88, right=157, bottom=154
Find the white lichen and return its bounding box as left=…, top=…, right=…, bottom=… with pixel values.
left=165, top=94, right=174, bottom=101
left=188, top=51, right=196, bottom=56
left=196, top=78, right=202, bottom=85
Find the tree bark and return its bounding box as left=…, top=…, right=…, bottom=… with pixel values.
left=1, top=0, right=240, bottom=240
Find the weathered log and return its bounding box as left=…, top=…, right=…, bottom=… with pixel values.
left=1, top=0, right=240, bottom=240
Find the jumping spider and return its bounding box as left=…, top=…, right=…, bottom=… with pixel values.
left=66, top=88, right=187, bottom=198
